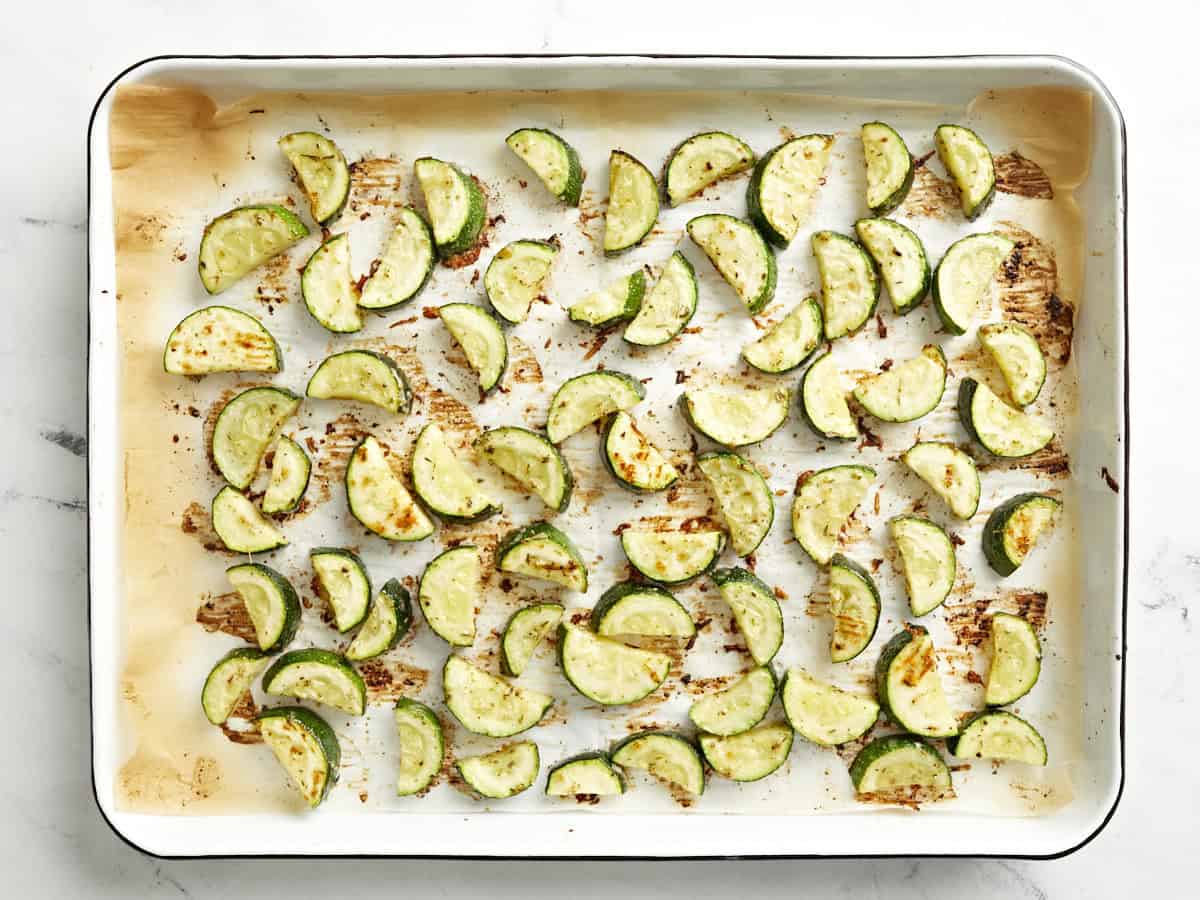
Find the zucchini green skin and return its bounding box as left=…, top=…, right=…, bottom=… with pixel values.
left=813, top=230, right=880, bottom=340
left=474, top=426, right=573, bottom=513
left=211, top=486, right=287, bottom=554
left=875, top=626, right=956, bottom=738
left=591, top=581, right=693, bottom=637
left=935, top=124, right=997, bottom=221
left=948, top=710, right=1047, bottom=765
left=688, top=666, right=778, bottom=737
left=262, top=435, right=312, bottom=515
left=742, top=297, right=823, bottom=374
left=848, top=734, right=950, bottom=794
left=853, top=217, right=930, bottom=315
left=226, top=562, right=301, bottom=653
left=860, top=122, right=915, bottom=216
left=957, top=377, right=1054, bottom=458
left=201, top=647, right=270, bottom=725
left=746, top=135, right=834, bottom=248
left=411, top=423, right=502, bottom=524
left=496, top=521, right=588, bottom=592
left=255, top=706, right=341, bottom=807
left=505, top=128, right=584, bottom=205
left=198, top=204, right=309, bottom=295
left=414, top=157, right=488, bottom=259
left=557, top=624, right=672, bottom=705
left=483, top=240, right=559, bottom=325
left=778, top=667, right=879, bottom=747
left=306, top=349, right=412, bottom=415
left=695, top=451, right=774, bottom=557
left=986, top=612, right=1042, bottom=706
left=982, top=492, right=1062, bottom=576
left=686, top=213, right=778, bottom=314
left=456, top=742, right=541, bottom=799
left=545, top=752, right=625, bottom=796
left=622, top=251, right=699, bottom=347
left=394, top=698, right=444, bottom=796
left=279, top=131, right=350, bottom=225
left=852, top=345, right=947, bottom=424
left=711, top=566, right=784, bottom=666
left=346, top=579, right=413, bottom=661
left=417, top=545, right=481, bottom=647
left=567, top=270, right=646, bottom=328
left=604, top=150, right=660, bottom=256
left=828, top=554, right=881, bottom=663
left=358, top=207, right=436, bottom=311
left=798, top=350, right=858, bottom=441
left=163, top=306, right=282, bottom=376
left=620, top=529, right=726, bottom=586
left=661, top=131, right=756, bottom=206
left=699, top=722, right=793, bottom=783
left=600, top=410, right=678, bottom=494
left=310, top=547, right=372, bottom=633
left=500, top=602, right=564, bottom=676
left=262, top=648, right=367, bottom=716
left=678, top=386, right=791, bottom=449
left=437, top=303, right=508, bottom=393
left=545, top=369, right=646, bottom=445
left=301, top=233, right=364, bottom=334
left=211, top=386, right=302, bottom=490
left=610, top=730, right=705, bottom=795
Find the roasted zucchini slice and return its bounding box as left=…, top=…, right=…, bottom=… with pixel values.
left=546, top=753, right=625, bottom=798
left=163, top=306, right=281, bottom=375
left=418, top=545, right=481, bottom=647
left=747, top=134, right=834, bottom=247
left=854, top=217, right=930, bottom=314
left=663, top=131, right=755, bottom=205
left=876, top=626, right=958, bottom=738
left=198, top=204, right=308, bottom=294
left=411, top=423, right=500, bottom=524
left=742, top=296, right=823, bottom=374
left=852, top=345, right=947, bottom=423
left=828, top=555, right=881, bottom=663
left=687, top=213, right=777, bottom=314
left=211, top=386, right=302, bottom=490
left=790, top=465, right=875, bottom=565
left=263, top=648, right=366, bottom=716
left=958, top=378, right=1054, bottom=458
left=211, top=486, right=287, bottom=553
left=933, top=233, right=1015, bottom=334
left=982, top=492, right=1062, bottom=576
left=780, top=667, right=878, bottom=746
left=261, top=435, right=311, bottom=515
left=700, top=722, right=793, bottom=783
left=413, top=156, right=487, bottom=259
left=696, top=451, right=773, bottom=557
left=813, top=230, right=879, bottom=340
left=604, top=150, right=659, bottom=255
left=496, top=521, right=588, bottom=592
left=620, top=529, right=725, bottom=585
left=458, top=742, right=541, bottom=799
left=680, top=385, right=790, bottom=448
left=394, top=699, right=444, bottom=796
left=712, top=567, right=784, bottom=666
left=257, top=706, right=340, bottom=808
left=688, top=666, right=777, bottom=737
left=310, top=547, right=372, bottom=633
left=568, top=270, right=645, bottom=328
left=610, top=731, right=704, bottom=796
left=279, top=131, right=350, bottom=225
left=978, top=321, right=1047, bottom=407
left=949, top=711, right=1047, bottom=765
left=475, top=427, right=573, bottom=512
left=986, top=612, right=1042, bottom=706
left=861, top=122, right=914, bottom=216
left=545, top=370, right=645, bottom=444
left=346, top=579, right=412, bottom=662
left=358, top=207, right=435, bottom=310
left=226, top=562, right=300, bottom=653
left=935, top=124, right=997, bottom=220
left=592, top=582, right=694, bottom=638
left=799, top=350, right=858, bottom=441
left=506, top=128, right=584, bottom=205
left=558, top=624, right=672, bottom=705
left=201, top=648, right=270, bottom=725
left=438, top=303, right=508, bottom=392
left=483, top=239, right=559, bottom=324
left=901, top=442, right=981, bottom=520
left=601, top=410, right=679, bottom=493
left=344, top=435, right=435, bottom=542
left=442, top=655, right=553, bottom=737
left=500, top=602, right=565, bottom=676
left=301, top=233, right=363, bottom=333
left=890, top=516, right=957, bottom=616
left=623, top=251, right=698, bottom=347
left=307, top=350, right=411, bottom=415
left=849, top=734, right=951, bottom=797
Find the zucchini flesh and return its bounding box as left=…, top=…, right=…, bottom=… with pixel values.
left=307, top=350, right=411, bottom=415
left=257, top=707, right=340, bottom=808
left=394, top=699, right=444, bottom=796
left=696, top=451, right=773, bottom=557
left=263, top=649, right=367, bottom=716
left=935, top=124, right=997, bottom=220
left=700, top=722, right=793, bottom=783
left=933, top=233, right=1015, bottom=334
left=279, top=131, right=350, bottom=225
left=545, top=370, right=645, bottom=444
left=861, top=122, right=914, bottom=216
left=227, top=563, right=300, bottom=653
left=558, top=624, right=672, bottom=705
left=610, top=731, right=704, bottom=795
left=458, top=742, right=540, bottom=799
left=852, top=344, right=947, bottom=423
left=950, top=711, right=1047, bottom=765
left=620, top=530, right=725, bottom=585
left=442, top=655, right=552, bottom=737
left=411, top=423, right=500, bottom=523
left=201, top=648, right=270, bottom=725
left=546, top=753, right=625, bottom=797
left=983, top=492, right=1061, bottom=576
left=712, top=567, right=784, bottom=666
left=603, top=150, right=659, bottom=255
left=813, top=231, right=879, bottom=340
left=799, top=351, right=858, bottom=441
left=890, top=516, right=956, bottom=616
left=901, top=442, right=980, bottom=520
left=568, top=270, right=645, bottom=327
left=311, top=547, right=372, bottom=633
left=742, top=297, right=823, bottom=374
left=688, top=666, right=777, bottom=737
left=198, top=204, right=309, bottom=295
left=344, top=436, right=435, bottom=542
left=623, top=251, right=698, bottom=346
left=359, top=207, right=435, bottom=310
left=418, top=545, right=481, bottom=647
left=301, top=233, right=363, bottom=333
left=958, top=379, right=1054, bottom=458
left=211, top=387, right=301, bottom=490
left=262, top=435, right=311, bottom=515
left=790, top=465, right=874, bottom=565
left=211, top=486, right=287, bottom=553
left=501, top=603, right=564, bottom=676
left=601, top=410, right=679, bottom=493
left=849, top=735, right=951, bottom=796
left=876, top=626, right=958, bottom=738
left=687, top=213, right=777, bottom=314
left=681, top=385, right=790, bottom=448
left=438, top=303, right=508, bottom=392
left=496, top=521, right=588, bottom=592
left=986, top=612, right=1042, bottom=706
left=474, top=427, right=573, bottom=512
left=414, top=157, right=487, bottom=257
left=483, top=240, right=558, bottom=324
left=978, top=322, right=1047, bottom=406
left=664, top=131, right=755, bottom=205
left=747, top=134, right=834, bottom=247
left=163, top=306, right=280, bottom=375
left=854, top=217, right=930, bottom=314
left=828, top=555, right=881, bottom=663
left=346, top=579, right=412, bottom=661
left=592, top=582, right=694, bottom=638
left=505, top=128, right=584, bottom=205
left=780, top=667, right=878, bottom=746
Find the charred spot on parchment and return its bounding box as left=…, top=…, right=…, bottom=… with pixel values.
left=180, top=502, right=237, bottom=555
left=994, top=222, right=1075, bottom=366
left=979, top=439, right=1071, bottom=478
left=994, top=151, right=1054, bottom=200
left=346, top=156, right=408, bottom=212
left=195, top=591, right=256, bottom=641
left=855, top=783, right=956, bottom=808
left=220, top=692, right=263, bottom=744
left=357, top=659, right=430, bottom=704
left=309, top=411, right=367, bottom=506
left=506, top=336, right=544, bottom=385
left=898, top=166, right=958, bottom=218
left=944, top=590, right=1049, bottom=646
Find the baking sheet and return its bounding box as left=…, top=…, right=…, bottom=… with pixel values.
left=105, top=76, right=1093, bottom=821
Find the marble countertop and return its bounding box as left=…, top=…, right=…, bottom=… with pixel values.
left=5, top=1, right=1183, bottom=895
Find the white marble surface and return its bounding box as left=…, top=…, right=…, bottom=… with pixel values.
left=1, top=0, right=1183, bottom=895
